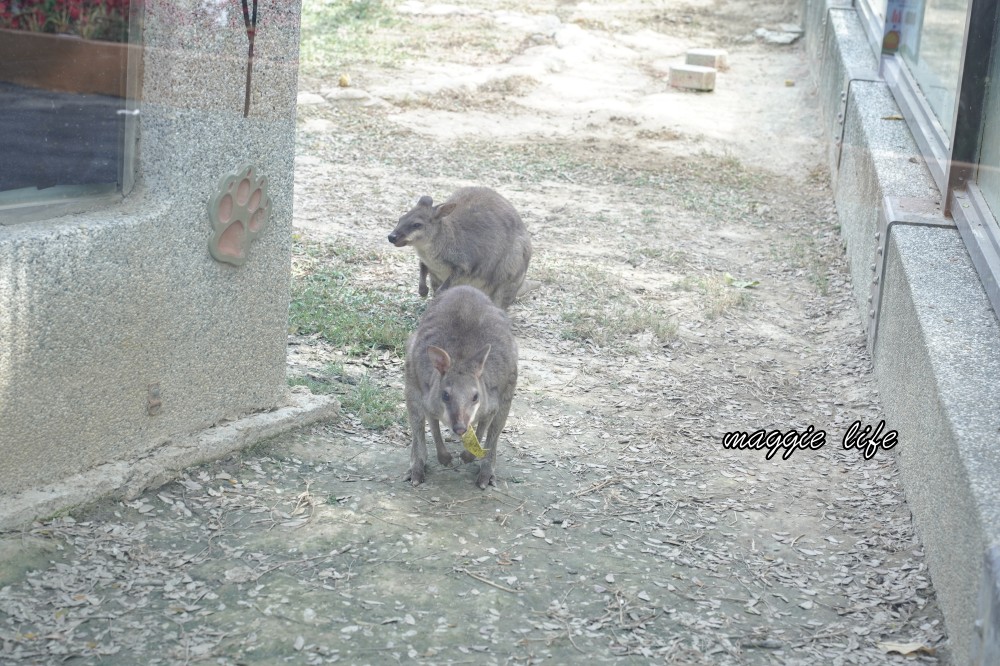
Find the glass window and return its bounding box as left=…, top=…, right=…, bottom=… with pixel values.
left=977, top=17, right=1000, bottom=219
left=0, top=0, right=136, bottom=221
left=898, top=0, right=971, bottom=139
left=856, top=0, right=890, bottom=50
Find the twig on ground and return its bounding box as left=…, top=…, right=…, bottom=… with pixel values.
left=454, top=567, right=519, bottom=593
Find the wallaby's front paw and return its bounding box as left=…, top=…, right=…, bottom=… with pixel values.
left=419, top=282, right=429, bottom=297
left=459, top=450, right=477, bottom=464
left=406, top=464, right=425, bottom=487
left=437, top=450, right=453, bottom=466
left=476, top=465, right=495, bottom=490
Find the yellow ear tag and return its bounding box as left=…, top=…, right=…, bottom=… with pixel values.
left=461, top=428, right=488, bottom=459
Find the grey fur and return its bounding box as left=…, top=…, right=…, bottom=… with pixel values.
left=404, top=286, right=518, bottom=489
left=388, top=187, right=532, bottom=309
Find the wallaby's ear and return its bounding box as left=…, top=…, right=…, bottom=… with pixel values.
left=469, top=344, right=491, bottom=378
left=434, top=202, right=458, bottom=220
left=427, top=345, right=451, bottom=376
left=418, top=195, right=433, bottom=207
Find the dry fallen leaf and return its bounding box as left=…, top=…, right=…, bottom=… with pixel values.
left=0, top=9, right=952, bottom=663
left=877, top=641, right=935, bottom=656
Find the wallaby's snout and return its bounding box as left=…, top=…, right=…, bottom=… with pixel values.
left=387, top=225, right=413, bottom=247
left=388, top=195, right=436, bottom=248
left=431, top=344, right=486, bottom=439
left=387, top=221, right=412, bottom=247
left=442, top=387, right=481, bottom=438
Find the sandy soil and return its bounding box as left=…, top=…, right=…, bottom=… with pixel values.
left=0, top=1, right=948, bottom=664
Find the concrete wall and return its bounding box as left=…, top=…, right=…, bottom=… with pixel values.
left=876, top=226, right=1000, bottom=665
left=803, top=1, right=1000, bottom=662
left=0, top=1, right=302, bottom=497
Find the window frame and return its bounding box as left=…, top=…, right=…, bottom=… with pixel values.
left=856, top=0, right=889, bottom=55
left=946, top=0, right=1000, bottom=315
left=0, top=0, right=143, bottom=226
left=855, top=0, right=1000, bottom=317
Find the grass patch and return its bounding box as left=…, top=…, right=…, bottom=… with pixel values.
left=538, top=259, right=678, bottom=349
left=686, top=273, right=754, bottom=318
left=561, top=303, right=677, bottom=347
left=289, top=363, right=403, bottom=430
left=288, top=236, right=412, bottom=429
left=626, top=247, right=663, bottom=267
left=297, top=109, right=768, bottom=215
left=478, top=74, right=540, bottom=97
left=625, top=247, right=689, bottom=269
left=288, top=375, right=337, bottom=395
left=340, top=374, right=401, bottom=429
left=289, top=238, right=424, bottom=357
left=300, top=0, right=399, bottom=75
left=394, top=74, right=541, bottom=112
left=772, top=238, right=833, bottom=296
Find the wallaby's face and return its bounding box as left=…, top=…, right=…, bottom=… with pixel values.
left=388, top=196, right=456, bottom=248
left=426, top=344, right=491, bottom=436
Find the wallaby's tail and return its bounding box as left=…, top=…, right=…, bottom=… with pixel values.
left=516, top=279, right=541, bottom=298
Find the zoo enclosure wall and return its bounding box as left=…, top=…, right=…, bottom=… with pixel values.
left=802, top=0, right=1000, bottom=663
left=0, top=0, right=303, bottom=502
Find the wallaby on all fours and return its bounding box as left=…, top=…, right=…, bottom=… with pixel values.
left=391, top=186, right=528, bottom=489
left=388, top=186, right=533, bottom=310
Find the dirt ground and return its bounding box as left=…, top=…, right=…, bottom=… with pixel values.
left=1, top=0, right=950, bottom=664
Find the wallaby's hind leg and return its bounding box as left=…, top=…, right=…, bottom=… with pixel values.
left=493, top=283, right=517, bottom=310
left=435, top=271, right=456, bottom=295
left=516, top=279, right=540, bottom=298
left=497, top=277, right=538, bottom=309
left=406, top=407, right=428, bottom=486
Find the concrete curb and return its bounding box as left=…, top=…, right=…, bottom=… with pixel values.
left=0, top=391, right=339, bottom=530
left=803, top=1, right=1000, bottom=662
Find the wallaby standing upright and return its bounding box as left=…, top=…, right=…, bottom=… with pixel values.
left=404, top=286, right=519, bottom=489
left=388, top=186, right=532, bottom=309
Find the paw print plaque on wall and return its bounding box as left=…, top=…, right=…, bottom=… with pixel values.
left=208, top=164, right=272, bottom=266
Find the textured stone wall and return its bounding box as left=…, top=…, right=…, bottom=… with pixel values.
left=0, top=0, right=301, bottom=496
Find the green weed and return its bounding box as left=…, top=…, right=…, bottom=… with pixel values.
left=289, top=363, right=403, bottom=430
left=561, top=303, right=677, bottom=347
left=299, top=0, right=399, bottom=75
left=693, top=273, right=753, bottom=318
left=289, top=240, right=423, bottom=357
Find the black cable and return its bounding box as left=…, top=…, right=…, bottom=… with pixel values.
left=239, top=0, right=257, bottom=117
